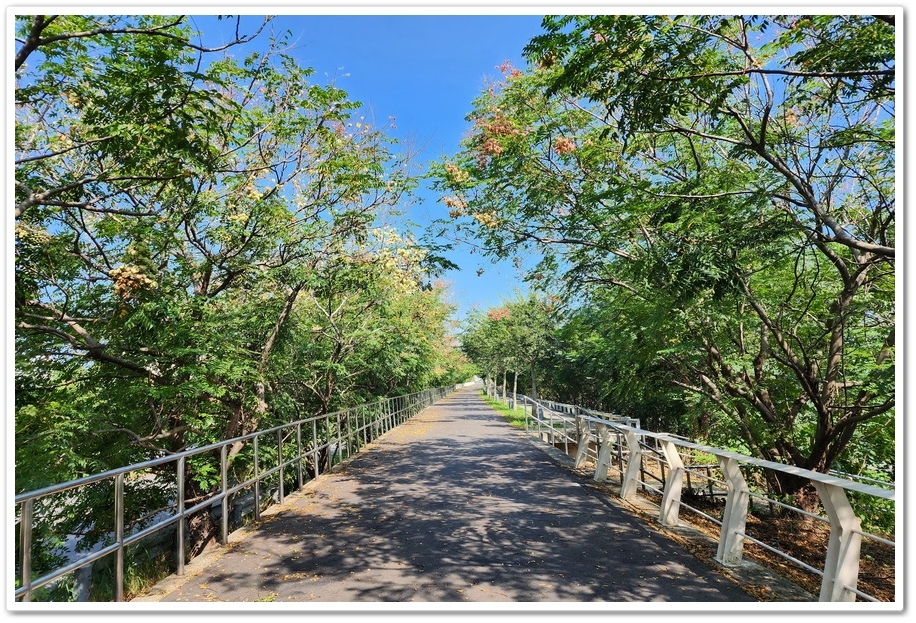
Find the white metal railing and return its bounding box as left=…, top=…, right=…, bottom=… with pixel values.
left=14, top=385, right=460, bottom=603
left=486, top=383, right=895, bottom=603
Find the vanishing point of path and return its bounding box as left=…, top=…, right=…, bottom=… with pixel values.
left=137, top=386, right=755, bottom=603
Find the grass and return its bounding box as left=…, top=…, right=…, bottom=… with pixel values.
left=253, top=592, right=277, bottom=602
left=481, top=392, right=529, bottom=429
left=88, top=546, right=173, bottom=602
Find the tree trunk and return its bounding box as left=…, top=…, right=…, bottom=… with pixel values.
left=183, top=470, right=220, bottom=558
left=767, top=472, right=822, bottom=516
left=254, top=282, right=305, bottom=419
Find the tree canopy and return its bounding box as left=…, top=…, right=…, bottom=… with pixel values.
left=437, top=15, right=895, bottom=502
left=15, top=15, right=472, bottom=562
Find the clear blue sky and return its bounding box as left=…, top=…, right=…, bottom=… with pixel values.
left=196, top=12, right=547, bottom=323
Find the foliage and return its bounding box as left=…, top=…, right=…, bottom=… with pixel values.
left=15, top=13, right=470, bottom=578
left=458, top=293, right=558, bottom=399
left=480, top=392, right=528, bottom=429
left=435, top=15, right=896, bottom=502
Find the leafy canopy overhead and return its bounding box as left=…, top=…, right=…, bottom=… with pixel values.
left=438, top=14, right=895, bottom=497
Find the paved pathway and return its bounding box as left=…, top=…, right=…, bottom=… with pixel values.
left=137, top=386, right=754, bottom=603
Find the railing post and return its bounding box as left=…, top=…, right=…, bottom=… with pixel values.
left=253, top=436, right=261, bottom=521
left=658, top=438, right=684, bottom=527
left=594, top=423, right=613, bottom=482
left=336, top=411, right=342, bottom=465
left=177, top=457, right=186, bottom=576
left=312, top=419, right=319, bottom=479
left=548, top=408, right=555, bottom=446
left=296, top=423, right=304, bottom=490
left=563, top=414, right=570, bottom=455
left=620, top=430, right=642, bottom=499
left=814, top=481, right=863, bottom=602
left=220, top=445, right=229, bottom=544
left=369, top=403, right=376, bottom=440
left=19, top=499, right=33, bottom=602
left=354, top=408, right=360, bottom=448
left=353, top=408, right=359, bottom=450
left=715, top=456, right=749, bottom=566
left=277, top=430, right=285, bottom=505
left=574, top=416, right=590, bottom=468
left=114, top=473, right=125, bottom=602
left=325, top=416, right=332, bottom=470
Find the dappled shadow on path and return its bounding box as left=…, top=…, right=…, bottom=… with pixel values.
left=158, top=389, right=753, bottom=603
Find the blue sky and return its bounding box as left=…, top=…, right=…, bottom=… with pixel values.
left=196, top=12, right=547, bottom=323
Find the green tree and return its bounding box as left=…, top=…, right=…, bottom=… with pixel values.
left=15, top=14, right=464, bottom=562
left=435, top=15, right=895, bottom=505
left=460, top=308, right=511, bottom=393
left=459, top=294, right=557, bottom=401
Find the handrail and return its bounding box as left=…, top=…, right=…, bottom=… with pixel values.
left=488, top=384, right=895, bottom=603
left=14, top=385, right=460, bottom=603
left=584, top=418, right=895, bottom=502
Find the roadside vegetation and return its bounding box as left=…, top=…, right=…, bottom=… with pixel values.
left=445, top=16, right=895, bottom=523
left=481, top=393, right=528, bottom=429
left=14, top=15, right=473, bottom=586
left=14, top=13, right=895, bottom=601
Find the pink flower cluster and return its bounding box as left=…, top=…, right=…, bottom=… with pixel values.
left=553, top=136, right=577, bottom=155
left=487, top=307, right=511, bottom=321
left=481, top=138, right=504, bottom=156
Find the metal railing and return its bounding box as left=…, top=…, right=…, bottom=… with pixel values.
left=487, top=383, right=895, bottom=603
left=14, top=385, right=459, bottom=603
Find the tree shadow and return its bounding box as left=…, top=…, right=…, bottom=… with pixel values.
left=159, top=390, right=754, bottom=603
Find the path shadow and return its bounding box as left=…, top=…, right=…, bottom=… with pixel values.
left=159, top=390, right=754, bottom=603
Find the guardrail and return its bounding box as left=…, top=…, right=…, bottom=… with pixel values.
left=14, top=385, right=460, bottom=603
left=488, top=384, right=895, bottom=603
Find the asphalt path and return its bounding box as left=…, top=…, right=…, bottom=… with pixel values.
left=137, top=385, right=755, bottom=604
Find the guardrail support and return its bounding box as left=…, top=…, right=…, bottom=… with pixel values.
left=814, top=482, right=863, bottom=602
left=114, top=473, right=125, bottom=602
left=658, top=438, right=684, bottom=527
left=19, top=499, right=33, bottom=602
left=296, top=423, right=304, bottom=490
left=621, top=430, right=642, bottom=500
left=177, top=458, right=186, bottom=576
left=574, top=416, right=590, bottom=468
left=594, top=423, right=613, bottom=482
left=277, top=429, right=285, bottom=505
left=253, top=437, right=261, bottom=522
left=220, top=445, right=229, bottom=544
left=312, top=419, right=319, bottom=479
left=715, top=456, right=749, bottom=566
